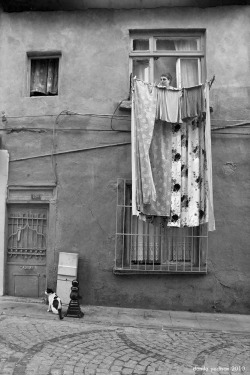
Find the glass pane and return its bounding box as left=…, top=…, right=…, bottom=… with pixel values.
left=180, top=59, right=199, bottom=87
left=154, top=57, right=178, bottom=87
left=156, top=38, right=199, bottom=51
left=132, top=59, right=150, bottom=82
left=133, top=39, right=149, bottom=51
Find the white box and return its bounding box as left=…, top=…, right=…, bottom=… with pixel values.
left=56, top=275, right=76, bottom=305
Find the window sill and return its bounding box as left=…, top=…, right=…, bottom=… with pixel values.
left=28, top=95, right=59, bottom=98
left=113, top=266, right=207, bottom=275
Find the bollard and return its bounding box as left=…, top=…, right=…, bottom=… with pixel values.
left=65, top=279, right=84, bottom=318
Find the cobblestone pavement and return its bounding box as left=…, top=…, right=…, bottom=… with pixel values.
left=0, top=315, right=249, bottom=375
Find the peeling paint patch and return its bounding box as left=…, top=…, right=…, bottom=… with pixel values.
left=222, top=162, right=237, bottom=175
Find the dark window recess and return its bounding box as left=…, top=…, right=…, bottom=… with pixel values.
left=133, top=39, right=149, bottom=51
left=30, top=58, right=59, bottom=97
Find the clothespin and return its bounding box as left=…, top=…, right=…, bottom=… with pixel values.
left=128, top=73, right=133, bottom=100
left=127, top=74, right=137, bottom=99
left=208, top=75, right=215, bottom=90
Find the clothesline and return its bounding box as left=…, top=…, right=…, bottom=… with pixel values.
left=132, top=75, right=216, bottom=90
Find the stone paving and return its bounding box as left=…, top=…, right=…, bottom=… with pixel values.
left=0, top=314, right=249, bottom=375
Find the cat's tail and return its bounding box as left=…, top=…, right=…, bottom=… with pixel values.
left=58, top=308, right=64, bottom=320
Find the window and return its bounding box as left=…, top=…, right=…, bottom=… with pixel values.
left=129, top=30, right=205, bottom=87
left=117, top=31, right=209, bottom=274
left=27, top=52, right=61, bottom=97
left=114, top=179, right=208, bottom=274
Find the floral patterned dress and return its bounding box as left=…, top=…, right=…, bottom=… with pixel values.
left=169, top=116, right=208, bottom=227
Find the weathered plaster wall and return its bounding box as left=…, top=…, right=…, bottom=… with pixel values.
left=0, top=6, right=249, bottom=312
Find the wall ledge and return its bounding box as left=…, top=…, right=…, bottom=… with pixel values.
left=113, top=267, right=207, bottom=275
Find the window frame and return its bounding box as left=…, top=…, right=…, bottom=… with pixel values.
left=26, top=51, right=62, bottom=97
left=129, top=29, right=206, bottom=87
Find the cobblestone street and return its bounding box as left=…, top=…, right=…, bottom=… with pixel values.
left=0, top=309, right=250, bottom=375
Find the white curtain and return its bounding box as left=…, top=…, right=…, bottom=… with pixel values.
left=30, top=59, right=58, bottom=96
left=133, top=40, right=150, bottom=81
left=174, top=39, right=197, bottom=51
left=174, top=40, right=199, bottom=87
left=133, top=59, right=150, bottom=82
left=131, top=217, right=161, bottom=263
left=180, top=59, right=199, bottom=87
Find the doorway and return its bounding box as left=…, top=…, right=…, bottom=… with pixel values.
left=6, top=204, right=48, bottom=297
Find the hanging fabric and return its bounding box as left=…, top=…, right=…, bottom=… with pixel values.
left=155, top=87, right=182, bottom=123
left=204, top=83, right=215, bottom=231
left=132, top=80, right=157, bottom=207
left=132, top=80, right=173, bottom=217
left=132, top=78, right=215, bottom=231
left=168, top=117, right=208, bottom=227
left=181, top=85, right=205, bottom=120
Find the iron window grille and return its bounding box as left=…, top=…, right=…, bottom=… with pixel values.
left=114, top=179, right=208, bottom=274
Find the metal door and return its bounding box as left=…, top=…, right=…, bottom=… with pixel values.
left=6, top=204, right=48, bottom=298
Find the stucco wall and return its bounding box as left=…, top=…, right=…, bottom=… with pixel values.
left=0, top=5, right=249, bottom=312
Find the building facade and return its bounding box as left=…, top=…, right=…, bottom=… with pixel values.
left=0, top=0, right=249, bottom=313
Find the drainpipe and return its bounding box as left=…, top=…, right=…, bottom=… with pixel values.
left=0, top=142, right=9, bottom=295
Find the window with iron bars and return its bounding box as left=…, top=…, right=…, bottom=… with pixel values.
left=114, top=179, right=208, bottom=274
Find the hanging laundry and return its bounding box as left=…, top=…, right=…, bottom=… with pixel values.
left=168, top=118, right=208, bottom=227
left=204, top=83, right=215, bottom=231
left=132, top=80, right=157, bottom=206
left=131, top=79, right=215, bottom=231
left=145, top=119, right=172, bottom=216
left=156, top=87, right=182, bottom=123
left=181, top=84, right=205, bottom=120
left=132, top=80, right=172, bottom=216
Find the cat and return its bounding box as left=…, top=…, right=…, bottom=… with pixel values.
left=45, top=288, right=63, bottom=320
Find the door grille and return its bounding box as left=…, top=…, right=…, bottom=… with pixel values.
left=8, top=211, right=47, bottom=259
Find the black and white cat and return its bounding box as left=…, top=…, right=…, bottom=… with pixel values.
left=45, top=288, right=63, bottom=320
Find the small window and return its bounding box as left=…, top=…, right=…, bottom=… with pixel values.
left=27, top=52, right=61, bottom=97
left=114, top=180, right=208, bottom=274
left=30, top=58, right=59, bottom=96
